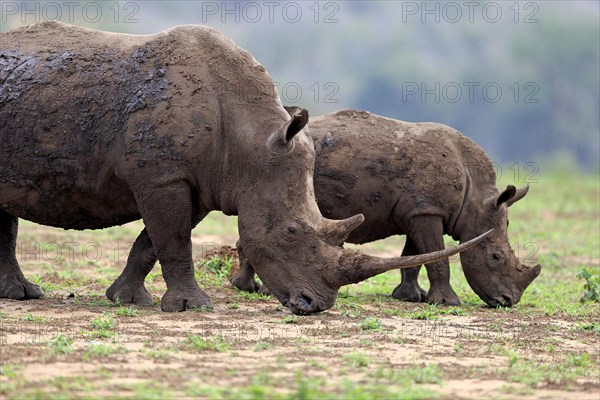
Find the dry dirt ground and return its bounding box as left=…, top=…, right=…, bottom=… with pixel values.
left=1, top=219, right=599, bottom=399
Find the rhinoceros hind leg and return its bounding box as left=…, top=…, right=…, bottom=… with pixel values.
left=392, top=238, right=427, bottom=302
left=0, top=210, right=44, bottom=300
left=399, top=216, right=461, bottom=306
left=106, top=229, right=155, bottom=306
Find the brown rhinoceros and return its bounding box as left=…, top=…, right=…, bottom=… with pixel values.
left=0, top=23, right=488, bottom=314
left=233, top=109, right=541, bottom=307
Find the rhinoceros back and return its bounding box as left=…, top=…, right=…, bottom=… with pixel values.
left=0, top=22, right=280, bottom=229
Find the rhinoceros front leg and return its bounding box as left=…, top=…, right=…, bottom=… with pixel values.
left=396, top=216, right=461, bottom=306
left=134, top=183, right=212, bottom=312
left=106, top=229, right=156, bottom=306
left=391, top=239, right=427, bottom=302
left=0, top=210, right=44, bottom=300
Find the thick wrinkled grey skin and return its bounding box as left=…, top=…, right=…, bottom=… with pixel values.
left=233, top=109, right=541, bottom=307
left=0, top=23, right=481, bottom=314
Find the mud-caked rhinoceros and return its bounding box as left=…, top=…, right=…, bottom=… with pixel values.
left=0, top=23, right=489, bottom=314
left=233, top=109, right=541, bottom=307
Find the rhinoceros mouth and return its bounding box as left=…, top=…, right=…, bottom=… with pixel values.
left=485, top=294, right=515, bottom=308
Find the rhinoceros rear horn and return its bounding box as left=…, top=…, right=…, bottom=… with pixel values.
left=317, top=214, right=365, bottom=245
left=270, top=108, right=309, bottom=146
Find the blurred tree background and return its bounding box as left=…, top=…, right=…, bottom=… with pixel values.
left=2, top=1, right=598, bottom=172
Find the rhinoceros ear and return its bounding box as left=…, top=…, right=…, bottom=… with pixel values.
left=484, top=185, right=517, bottom=209
left=270, top=108, right=309, bottom=146
left=506, top=185, right=529, bottom=207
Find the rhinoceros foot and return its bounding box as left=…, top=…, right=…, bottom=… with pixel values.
left=161, top=286, right=213, bottom=312
left=106, top=278, right=153, bottom=306
left=392, top=283, right=427, bottom=303
left=425, top=286, right=461, bottom=306
left=0, top=275, right=43, bottom=300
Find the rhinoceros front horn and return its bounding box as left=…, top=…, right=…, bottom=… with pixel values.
left=333, top=229, right=494, bottom=286
left=317, top=214, right=365, bottom=245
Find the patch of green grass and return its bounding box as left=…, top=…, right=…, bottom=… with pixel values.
left=408, top=304, right=440, bottom=320
left=396, top=363, right=445, bottom=384
left=282, top=315, right=299, bottom=324
left=143, top=348, right=175, bottom=361
left=234, top=290, right=272, bottom=302
left=185, top=368, right=440, bottom=400
left=51, top=375, right=94, bottom=392
left=254, top=341, right=274, bottom=351
left=358, top=317, right=384, bottom=331
left=117, top=381, right=176, bottom=400
left=46, top=334, right=74, bottom=354
left=407, top=304, right=466, bottom=320
left=183, top=335, right=230, bottom=352
left=19, top=313, right=49, bottom=323
left=344, top=351, right=370, bottom=367
left=0, top=364, right=18, bottom=378
left=503, top=352, right=598, bottom=387
left=114, top=305, right=141, bottom=317
left=83, top=343, right=127, bottom=360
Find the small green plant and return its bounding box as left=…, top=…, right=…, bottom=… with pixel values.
left=576, top=321, right=600, bottom=333
left=47, top=335, right=74, bottom=354
left=92, top=313, right=115, bottom=329
left=85, top=313, right=116, bottom=339
left=358, top=317, right=383, bottom=331
left=577, top=268, right=600, bottom=302
left=183, top=335, right=230, bottom=352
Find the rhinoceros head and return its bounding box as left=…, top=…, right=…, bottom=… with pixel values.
left=459, top=185, right=541, bottom=307
left=237, top=108, right=491, bottom=314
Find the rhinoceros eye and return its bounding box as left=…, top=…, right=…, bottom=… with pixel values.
left=288, top=226, right=296, bottom=234
left=488, top=251, right=505, bottom=264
